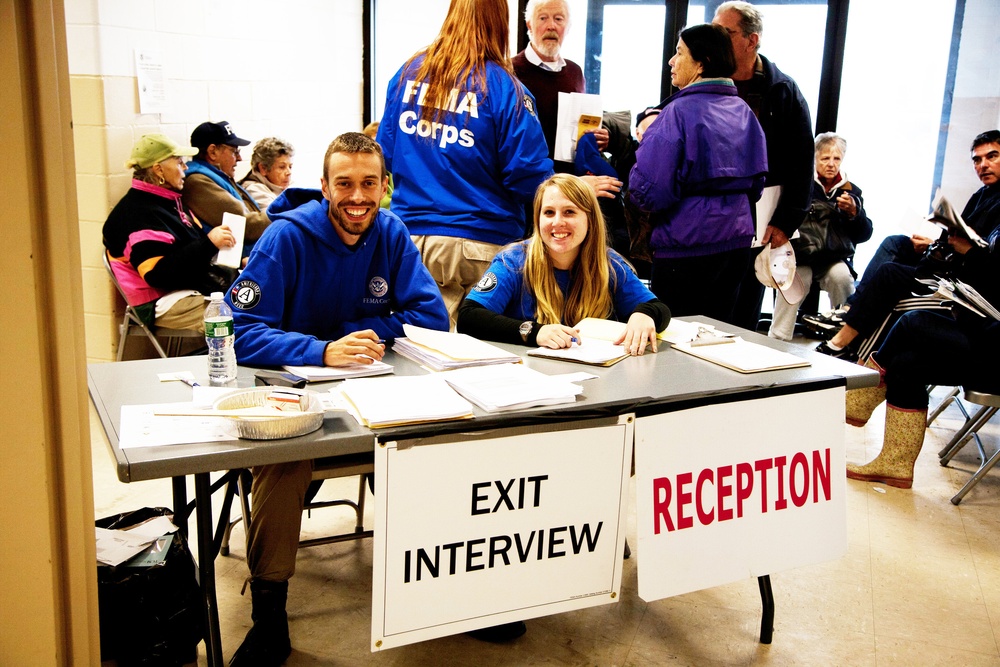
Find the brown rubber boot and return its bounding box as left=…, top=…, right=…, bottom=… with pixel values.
left=845, top=357, right=886, bottom=426
left=846, top=404, right=927, bottom=489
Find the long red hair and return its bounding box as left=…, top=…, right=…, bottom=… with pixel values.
left=405, top=0, right=516, bottom=122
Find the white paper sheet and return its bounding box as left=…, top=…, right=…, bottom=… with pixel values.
left=214, top=211, right=246, bottom=269
left=118, top=403, right=239, bottom=448
left=752, top=186, right=782, bottom=246
left=554, top=92, right=603, bottom=162
left=282, top=361, right=393, bottom=381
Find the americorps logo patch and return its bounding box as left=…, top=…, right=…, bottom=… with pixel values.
left=369, top=276, right=389, bottom=298
left=474, top=272, right=498, bottom=293
left=522, top=94, right=536, bottom=116
left=230, top=280, right=261, bottom=310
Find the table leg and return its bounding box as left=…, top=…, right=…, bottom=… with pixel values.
left=172, top=476, right=188, bottom=538
left=757, top=575, right=774, bottom=644
left=195, top=472, right=224, bottom=666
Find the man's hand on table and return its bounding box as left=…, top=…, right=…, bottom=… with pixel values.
left=323, top=330, right=385, bottom=366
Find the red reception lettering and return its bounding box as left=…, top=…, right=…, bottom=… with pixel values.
left=648, top=449, right=833, bottom=533
left=676, top=472, right=694, bottom=530
left=735, top=462, right=754, bottom=518
left=696, top=468, right=714, bottom=525
left=813, top=448, right=832, bottom=502
left=790, top=452, right=810, bottom=507
left=717, top=465, right=733, bottom=522
left=652, top=477, right=674, bottom=533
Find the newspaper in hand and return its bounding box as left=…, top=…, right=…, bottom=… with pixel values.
left=926, top=190, right=987, bottom=248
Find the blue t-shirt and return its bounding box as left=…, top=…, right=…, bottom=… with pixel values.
left=466, top=241, right=655, bottom=322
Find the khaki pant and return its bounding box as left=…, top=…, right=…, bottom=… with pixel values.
left=154, top=294, right=207, bottom=331
left=411, top=235, right=501, bottom=331
left=246, top=460, right=313, bottom=582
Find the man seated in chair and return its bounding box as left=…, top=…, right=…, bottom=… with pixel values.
left=225, top=132, right=448, bottom=666
left=103, top=133, right=239, bottom=332
left=816, top=129, right=1000, bottom=359
left=182, top=120, right=272, bottom=244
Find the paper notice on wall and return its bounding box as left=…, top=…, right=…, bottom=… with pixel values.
left=554, top=92, right=602, bottom=162
left=135, top=49, right=167, bottom=114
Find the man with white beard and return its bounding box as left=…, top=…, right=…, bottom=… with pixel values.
left=512, top=0, right=608, bottom=169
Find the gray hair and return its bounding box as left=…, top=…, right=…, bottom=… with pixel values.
left=250, top=137, right=294, bottom=171
left=525, top=0, right=570, bottom=26
left=715, top=1, right=764, bottom=47
left=815, top=132, right=847, bottom=157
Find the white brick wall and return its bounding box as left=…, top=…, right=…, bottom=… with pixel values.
left=66, top=0, right=365, bottom=361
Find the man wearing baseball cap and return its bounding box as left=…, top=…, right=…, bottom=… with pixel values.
left=182, top=120, right=272, bottom=242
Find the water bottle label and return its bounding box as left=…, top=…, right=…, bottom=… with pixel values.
left=205, top=319, right=234, bottom=338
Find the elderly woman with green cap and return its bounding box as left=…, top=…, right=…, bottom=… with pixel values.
left=103, top=133, right=239, bottom=331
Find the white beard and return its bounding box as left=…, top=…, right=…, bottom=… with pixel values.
left=530, top=32, right=562, bottom=61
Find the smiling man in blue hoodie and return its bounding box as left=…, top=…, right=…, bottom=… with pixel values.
left=225, top=132, right=447, bottom=666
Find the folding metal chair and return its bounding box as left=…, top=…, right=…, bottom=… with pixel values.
left=220, top=454, right=374, bottom=557
left=938, top=388, right=1000, bottom=504
left=103, top=252, right=203, bottom=360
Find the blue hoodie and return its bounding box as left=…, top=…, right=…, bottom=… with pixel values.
left=227, top=188, right=449, bottom=367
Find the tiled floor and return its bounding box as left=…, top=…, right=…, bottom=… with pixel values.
left=91, top=365, right=1000, bottom=666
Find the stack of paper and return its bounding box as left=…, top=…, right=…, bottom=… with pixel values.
left=392, top=324, right=521, bottom=370
left=283, top=360, right=393, bottom=381
left=440, top=364, right=583, bottom=412
left=339, top=374, right=474, bottom=428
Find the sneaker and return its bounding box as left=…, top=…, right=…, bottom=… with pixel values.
left=802, top=308, right=848, bottom=339
left=814, top=341, right=858, bottom=362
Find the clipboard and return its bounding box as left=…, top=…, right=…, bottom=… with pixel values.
left=672, top=338, right=810, bottom=373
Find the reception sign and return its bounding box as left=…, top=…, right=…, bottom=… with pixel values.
left=635, top=387, right=847, bottom=601
left=372, top=416, right=633, bottom=650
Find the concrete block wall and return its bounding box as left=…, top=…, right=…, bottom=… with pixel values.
left=66, top=0, right=364, bottom=362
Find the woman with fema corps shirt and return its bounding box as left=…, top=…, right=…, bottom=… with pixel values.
left=376, top=0, right=554, bottom=329
left=459, top=174, right=670, bottom=354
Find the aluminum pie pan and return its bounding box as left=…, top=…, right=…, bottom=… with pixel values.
left=212, top=387, right=324, bottom=440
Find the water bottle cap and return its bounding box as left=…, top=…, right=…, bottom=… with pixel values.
left=210, top=292, right=224, bottom=300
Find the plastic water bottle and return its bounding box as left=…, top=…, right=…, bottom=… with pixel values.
left=205, top=292, right=237, bottom=385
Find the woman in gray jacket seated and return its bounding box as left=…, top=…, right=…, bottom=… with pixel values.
left=239, top=137, right=294, bottom=209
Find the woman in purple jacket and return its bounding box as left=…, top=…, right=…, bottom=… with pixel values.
left=629, top=23, right=767, bottom=324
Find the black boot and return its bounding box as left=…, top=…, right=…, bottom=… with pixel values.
left=229, top=579, right=291, bottom=667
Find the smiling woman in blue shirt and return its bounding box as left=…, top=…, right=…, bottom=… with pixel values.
left=459, top=174, right=670, bottom=356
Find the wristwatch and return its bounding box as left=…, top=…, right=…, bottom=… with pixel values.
left=519, top=321, right=533, bottom=343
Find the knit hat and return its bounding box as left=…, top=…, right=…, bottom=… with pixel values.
left=125, top=133, right=197, bottom=169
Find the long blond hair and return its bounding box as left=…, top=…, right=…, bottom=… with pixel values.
left=525, top=174, right=614, bottom=325
left=405, top=0, right=516, bottom=122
